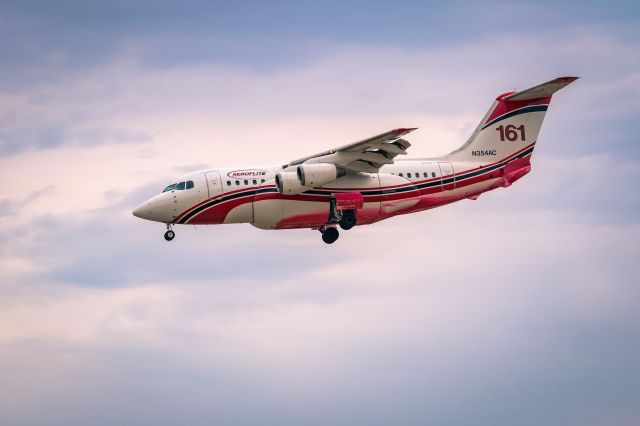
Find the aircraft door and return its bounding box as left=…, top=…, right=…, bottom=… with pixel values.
left=438, top=162, right=455, bottom=191
left=206, top=171, right=223, bottom=199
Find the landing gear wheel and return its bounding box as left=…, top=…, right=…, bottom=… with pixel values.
left=164, top=230, right=175, bottom=241
left=321, top=227, right=339, bottom=244
left=339, top=211, right=357, bottom=230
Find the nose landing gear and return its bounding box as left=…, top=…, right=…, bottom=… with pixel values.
left=164, top=223, right=175, bottom=241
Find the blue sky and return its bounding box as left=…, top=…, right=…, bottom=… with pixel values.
left=0, top=2, right=639, bottom=425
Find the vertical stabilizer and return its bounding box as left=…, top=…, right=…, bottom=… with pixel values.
left=448, top=77, right=578, bottom=162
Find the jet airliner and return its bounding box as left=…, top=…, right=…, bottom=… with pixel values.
left=133, top=77, right=578, bottom=244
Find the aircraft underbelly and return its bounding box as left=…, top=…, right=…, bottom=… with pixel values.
left=252, top=174, right=381, bottom=230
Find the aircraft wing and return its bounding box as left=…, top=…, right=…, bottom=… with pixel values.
left=287, top=127, right=417, bottom=173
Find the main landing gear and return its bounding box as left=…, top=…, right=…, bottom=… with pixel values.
left=319, top=193, right=360, bottom=244
left=339, top=210, right=356, bottom=230
left=329, top=194, right=358, bottom=231
left=164, top=223, right=175, bottom=241
left=320, top=226, right=339, bottom=244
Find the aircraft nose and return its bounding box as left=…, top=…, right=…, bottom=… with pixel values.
left=133, top=197, right=173, bottom=223
left=132, top=201, right=154, bottom=220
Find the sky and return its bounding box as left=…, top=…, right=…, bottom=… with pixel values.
left=1, top=1, right=639, bottom=425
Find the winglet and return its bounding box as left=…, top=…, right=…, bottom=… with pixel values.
left=503, top=76, right=579, bottom=101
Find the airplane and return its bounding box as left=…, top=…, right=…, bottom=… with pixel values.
left=133, top=76, right=578, bottom=244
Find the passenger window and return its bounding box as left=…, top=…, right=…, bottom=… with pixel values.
left=244, top=179, right=248, bottom=185
left=174, top=181, right=186, bottom=190
left=253, top=179, right=257, bottom=185
left=423, top=172, right=428, bottom=178
left=432, top=172, right=436, bottom=178
left=162, top=183, right=176, bottom=192
left=226, top=181, right=231, bottom=186
left=186, top=180, right=194, bottom=189
left=399, top=173, right=403, bottom=177
left=235, top=180, right=240, bottom=185
left=261, top=179, right=265, bottom=183
left=407, top=173, right=412, bottom=178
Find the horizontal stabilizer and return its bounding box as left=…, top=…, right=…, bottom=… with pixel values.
left=504, top=76, right=578, bottom=101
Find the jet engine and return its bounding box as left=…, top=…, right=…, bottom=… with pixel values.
left=297, top=163, right=346, bottom=187
left=275, top=172, right=307, bottom=195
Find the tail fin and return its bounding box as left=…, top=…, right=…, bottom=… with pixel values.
left=449, top=77, right=578, bottom=162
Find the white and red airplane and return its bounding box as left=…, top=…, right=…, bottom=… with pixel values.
left=133, top=77, right=577, bottom=244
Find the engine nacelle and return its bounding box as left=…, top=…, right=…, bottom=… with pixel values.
left=275, top=171, right=307, bottom=195
left=297, top=163, right=346, bottom=187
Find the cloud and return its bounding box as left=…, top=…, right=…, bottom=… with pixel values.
left=1, top=205, right=638, bottom=425
left=0, top=186, right=52, bottom=217
left=0, top=16, right=639, bottom=426
left=1, top=1, right=638, bottom=89
left=0, top=86, right=153, bottom=155
left=2, top=23, right=638, bottom=161
left=0, top=124, right=151, bottom=156
left=1, top=26, right=638, bottom=223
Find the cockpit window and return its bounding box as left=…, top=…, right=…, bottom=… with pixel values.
left=174, top=181, right=186, bottom=190
left=186, top=180, right=194, bottom=189
left=163, top=184, right=176, bottom=192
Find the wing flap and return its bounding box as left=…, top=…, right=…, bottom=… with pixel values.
left=359, top=151, right=394, bottom=165
left=345, top=160, right=381, bottom=173
left=371, top=138, right=410, bottom=155
left=287, top=128, right=417, bottom=172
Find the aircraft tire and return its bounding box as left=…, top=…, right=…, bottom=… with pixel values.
left=339, top=211, right=357, bottom=230
left=164, top=230, right=175, bottom=241
left=322, top=227, right=339, bottom=244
